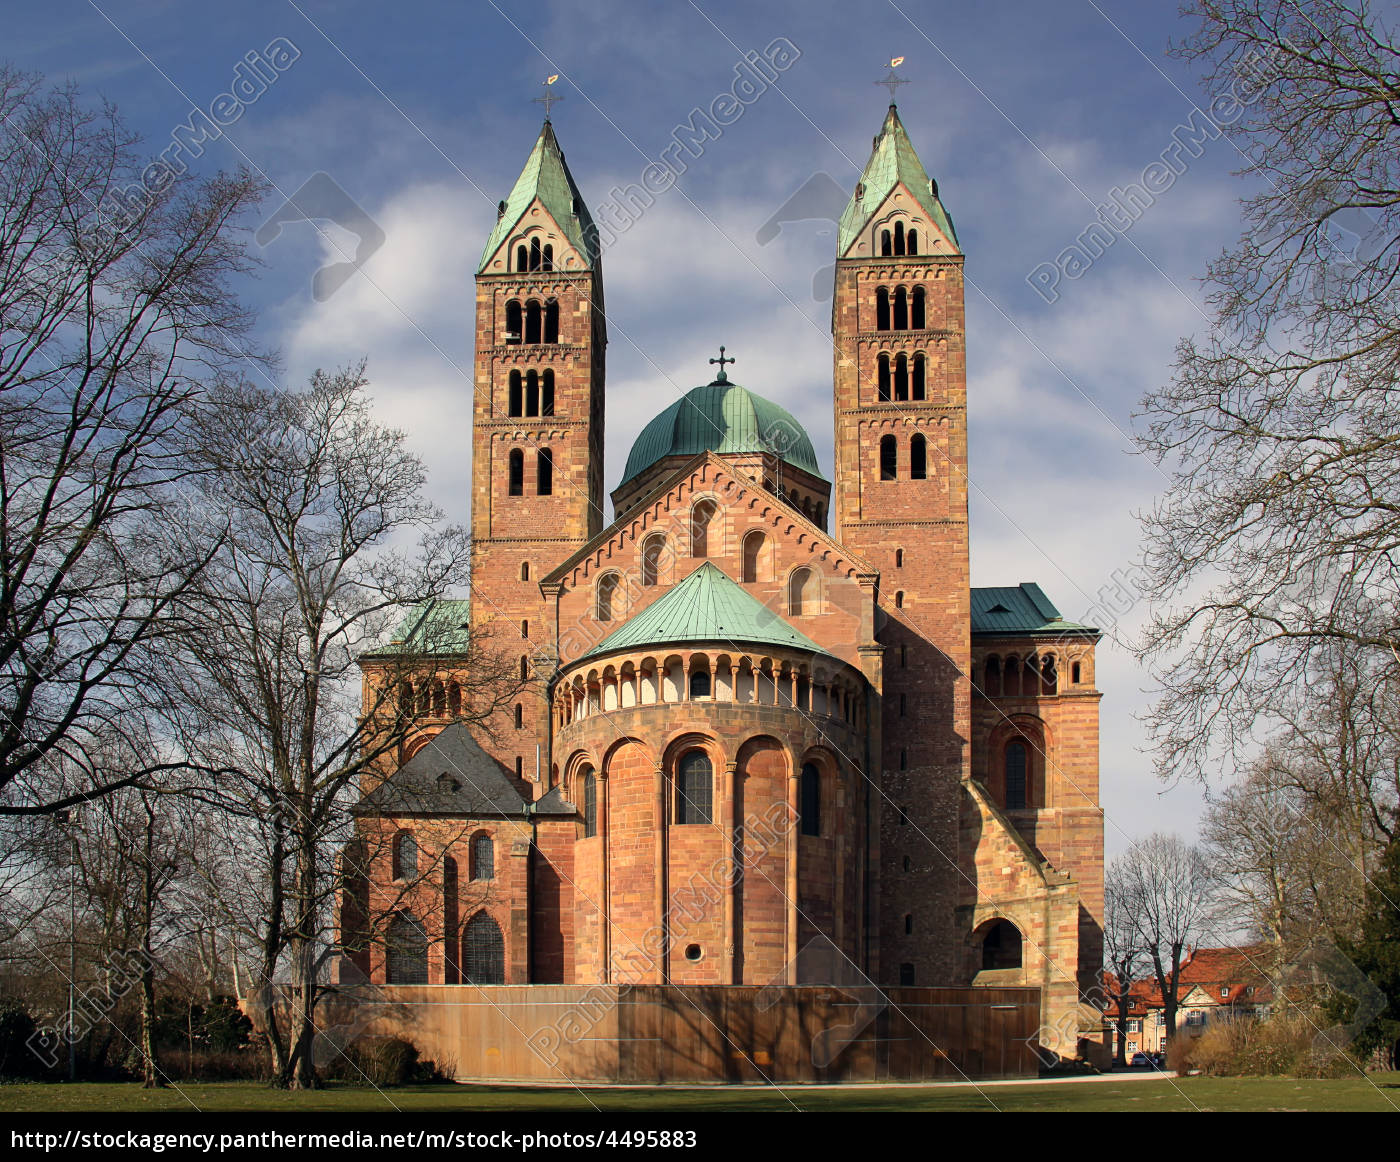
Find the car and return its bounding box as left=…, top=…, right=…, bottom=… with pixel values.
left=1130, top=1052, right=1152, bottom=1067
left=1150, top=1051, right=1166, bottom=1068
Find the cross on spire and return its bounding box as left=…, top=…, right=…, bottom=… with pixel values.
left=533, top=75, right=563, bottom=121
left=876, top=56, right=909, bottom=104
left=709, top=345, right=735, bottom=382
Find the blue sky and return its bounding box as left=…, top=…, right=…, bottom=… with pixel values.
left=7, top=0, right=1266, bottom=855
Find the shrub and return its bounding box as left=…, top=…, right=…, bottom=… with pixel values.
left=328, top=1036, right=451, bottom=1087
left=0, top=997, right=49, bottom=1079
left=1171, top=1013, right=1360, bottom=1078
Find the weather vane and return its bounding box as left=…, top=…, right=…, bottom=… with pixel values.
left=533, top=75, right=563, bottom=121
left=709, top=345, right=735, bottom=381
left=876, top=56, right=908, bottom=103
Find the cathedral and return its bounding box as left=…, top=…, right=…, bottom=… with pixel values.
left=339, top=98, right=1107, bottom=1067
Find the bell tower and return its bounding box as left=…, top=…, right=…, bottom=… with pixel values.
left=830, top=101, right=970, bottom=984
left=472, top=115, right=606, bottom=787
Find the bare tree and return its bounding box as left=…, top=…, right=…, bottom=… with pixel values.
left=1103, top=858, right=1148, bottom=1067
left=1135, top=1, right=1400, bottom=783
left=0, top=66, right=265, bottom=815
left=156, top=364, right=521, bottom=1089
left=1118, top=833, right=1212, bottom=1042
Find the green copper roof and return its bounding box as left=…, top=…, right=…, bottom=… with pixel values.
left=970, top=584, right=1096, bottom=636
left=478, top=121, right=598, bottom=274
left=837, top=104, right=959, bottom=257
left=372, top=599, right=474, bottom=655
left=580, top=562, right=831, bottom=662
left=620, top=375, right=824, bottom=486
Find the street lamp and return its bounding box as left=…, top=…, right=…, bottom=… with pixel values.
left=55, top=808, right=79, bottom=1082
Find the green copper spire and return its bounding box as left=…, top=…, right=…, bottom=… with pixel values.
left=478, top=120, right=599, bottom=274
left=836, top=104, right=959, bottom=258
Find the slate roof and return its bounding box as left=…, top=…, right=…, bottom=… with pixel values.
left=579, top=561, right=832, bottom=664
left=620, top=375, right=824, bottom=487
left=837, top=103, right=959, bottom=257
left=354, top=723, right=529, bottom=817
left=478, top=120, right=599, bottom=273
left=970, top=583, right=1096, bottom=636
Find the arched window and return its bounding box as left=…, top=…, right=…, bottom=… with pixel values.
left=985, top=656, right=1001, bottom=697
left=742, top=530, right=768, bottom=583
left=386, top=912, right=428, bottom=984
left=541, top=369, right=555, bottom=416
left=912, top=286, right=926, bottom=329
left=1024, top=656, right=1039, bottom=696
left=675, top=750, right=712, bottom=824
left=880, top=228, right=892, bottom=256
left=912, top=353, right=926, bottom=400
left=878, top=353, right=891, bottom=401
left=1003, top=655, right=1020, bottom=696
left=544, top=300, right=559, bottom=343
left=396, top=680, right=413, bottom=722
left=464, top=912, right=505, bottom=984
left=895, top=548, right=904, bottom=568
left=525, top=370, right=539, bottom=416
left=689, top=669, right=711, bottom=699
left=581, top=768, right=597, bottom=838
left=542, top=243, right=553, bottom=270
left=596, top=572, right=620, bottom=621
left=904, top=913, right=914, bottom=934
left=894, top=220, right=905, bottom=255
left=907, top=228, right=918, bottom=255
left=1071, top=661, right=1082, bottom=684
left=891, top=353, right=907, bottom=401
left=876, top=286, right=891, bottom=331
left=524, top=300, right=542, bottom=344
left=521, top=561, right=530, bottom=582
left=894, top=286, right=909, bottom=330
left=880, top=435, right=897, bottom=480
left=443, top=856, right=459, bottom=983
left=508, top=449, right=524, bottom=496
left=910, top=434, right=928, bottom=480
left=536, top=448, right=553, bottom=496
left=392, top=832, right=417, bottom=880
left=800, top=763, right=820, bottom=836
left=514, top=703, right=523, bottom=729
left=521, top=619, right=529, bottom=639
left=789, top=567, right=814, bottom=617
left=982, top=920, right=1023, bottom=970
left=691, top=499, right=716, bottom=557
left=529, top=237, right=542, bottom=271
left=432, top=681, right=446, bottom=716
left=895, top=591, right=904, bottom=608
left=470, top=832, right=494, bottom=881
left=642, top=535, right=664, bottom=586
left=520, top=655, right=530, bottom=682
left=508, top=370, right=523, bottom=416
left=1005, top=739, right=1028, bottom=810
left=505, top=299, right=522, bottom=343
left=1041, top=655, right=1058, bottom=695
left=515, top=244, right=528, bottom=272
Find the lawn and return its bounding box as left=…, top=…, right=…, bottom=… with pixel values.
left=2, top=1073, right=1398, bottom=1113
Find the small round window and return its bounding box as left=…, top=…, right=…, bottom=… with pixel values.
left=684, top=943, right=703, bottom=962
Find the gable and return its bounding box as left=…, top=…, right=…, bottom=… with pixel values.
left=354, top=722, right=527, bottom=818
left=479, top=195, right=593, bottom=276
left=543, top=453, right=876, bottom=669
left=840, top=184, right=958, bottom=261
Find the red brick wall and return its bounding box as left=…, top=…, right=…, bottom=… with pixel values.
left=831, top=190, right=971, bottom=985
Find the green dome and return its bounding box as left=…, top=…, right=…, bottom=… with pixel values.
left=621, top=376, right=824, bottom=486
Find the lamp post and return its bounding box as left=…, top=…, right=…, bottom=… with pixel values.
left=56, top=808, right=79, bottom=1081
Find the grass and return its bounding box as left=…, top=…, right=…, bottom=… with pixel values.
left=2, top=1073, right=1399, bottom=1113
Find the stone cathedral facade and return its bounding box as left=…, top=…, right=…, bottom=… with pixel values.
left=340, top=102, right=1107, bottom=1059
